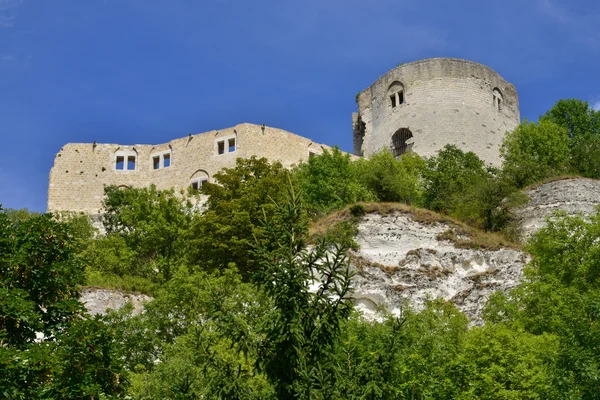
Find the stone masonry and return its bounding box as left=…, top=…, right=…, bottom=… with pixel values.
left=353, top=58, right=520, bottom=165
left=48, top=123, right=334, bottom=214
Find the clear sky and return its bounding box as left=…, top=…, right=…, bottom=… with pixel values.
left=1, top=0, right=599, bottom=212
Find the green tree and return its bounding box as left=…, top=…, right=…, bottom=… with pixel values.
left=500, top=119, right=570, bottom=187
left=0, top=207, right=128, bottom=398
left=541, top=99, right=600, bottom=178
left=485, top=210, right=600, bottom=398
left=295, top=147, right=374, bottom=214
left=86, top=185, right=196, bottom=283
left=252, top=186, right=355, bottom=398
left=190, top=156, right=291, bottom=278
left=353, top=149, right=425, bottom=205
left=422, top=145, right=490, bottom=214
left=0, top=209, right=84, bottom=346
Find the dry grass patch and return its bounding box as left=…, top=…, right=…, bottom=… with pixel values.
left=522, top=174, right=590, bottom=192
left=310, top=202, right=522, bottom=252
left=349, top=253, right=398, bottom=276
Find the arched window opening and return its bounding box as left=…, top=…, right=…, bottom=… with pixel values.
left=388, top=81, right=405, bottom=108
left=493, top=88, right=503, bottom=111
left=190, top=170, right=209, bottom=192
left=391, top=128, right=414, bottom=157
left=114, top=149, right=137, bottom=171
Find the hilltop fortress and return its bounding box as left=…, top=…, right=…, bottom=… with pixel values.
left=48, top=58, right=520, bottom=214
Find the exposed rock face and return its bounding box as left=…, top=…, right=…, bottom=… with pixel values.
left=81, top=287, right=151, bottom=316
left=349, top=213, right=528, bottom=325
left=515, top=178, right=600, bottom=239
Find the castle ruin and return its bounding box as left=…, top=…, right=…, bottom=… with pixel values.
left=353, top=58, right=520, bottom=165
left=47, top=123, right=333, bottom=214
left=48, top=58, right=521, bottom=214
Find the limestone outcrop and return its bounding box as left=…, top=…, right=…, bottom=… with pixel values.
left=514, top=178, right=600, bottom=239
left=349, top=212, right=528, bottom=325
left=81, top=287, right=151, bottom=316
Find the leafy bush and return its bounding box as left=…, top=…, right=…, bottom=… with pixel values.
left=353, top=149, right=425, bottom=205
left=295, top=147, right=375, bottom=214
left=501, top=119, right=571, bottom=188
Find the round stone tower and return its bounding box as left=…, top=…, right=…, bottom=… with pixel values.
left=352, top=58, right=520, bottom=165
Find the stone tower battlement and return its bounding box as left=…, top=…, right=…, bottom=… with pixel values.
left=353, top=58, right=520, bottom=165
left=47, top=123, right=333, bottom=214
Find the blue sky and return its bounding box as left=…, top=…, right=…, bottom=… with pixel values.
left=1, top=0, right=599, bottom=212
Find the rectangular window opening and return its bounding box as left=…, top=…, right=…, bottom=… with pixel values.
left=399, top=91, right=404, bottom=104
left=163, top=153, right=171, bottom=168
left=228, top=138, right=236, bottom=152
left=116, top=156, right=124, bottom=170
left=191, top=181, right=199, bottom=191
left=390, top=95, right=396, bottom=108
left=153, top=156, right=160, bottom=170
left=218, top=141, right=225, bottom=155
left=127, top=156, right=136, bottom=170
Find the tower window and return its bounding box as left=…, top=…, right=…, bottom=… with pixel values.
left=217, top=141, right=225, bottom=155
left=153, top=156, right=160, bottom=170
left=228, top=138, right=236, bottom=152
left=493, top=88, right=503, bottom=111
left=388, top=81, right=405, bottom=108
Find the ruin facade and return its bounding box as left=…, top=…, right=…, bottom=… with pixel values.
left=48, top=58, right=522, bottom=213
left=353, top=58, right=520, bottom=165
left=47, top=123, right=333, bottom=214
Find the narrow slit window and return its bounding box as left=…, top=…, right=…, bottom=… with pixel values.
left=127, top=156, right=136, bottom=170
left=218, top=141, right=225, bottom=155
left=390, top=95, right=397, bottom=108
left=228, top=138, right=236, bottom=152
left=116, top=156, right=124, bottom=170
left=153, top=156, right=160, bottom=170
left=163, top=153, right=171, bottom=167
left=398, top=91, right=404, bottom=104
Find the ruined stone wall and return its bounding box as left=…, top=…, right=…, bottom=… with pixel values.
left=48, top=123, right=334, bottom=213
left=353, top=58, right=520, bottom=165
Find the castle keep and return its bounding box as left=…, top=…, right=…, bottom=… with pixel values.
left=48, top=58, right=521, bottom=213
left=353, top=58, right=520, bottom=165
left=47, top=123, right=333, bottom=214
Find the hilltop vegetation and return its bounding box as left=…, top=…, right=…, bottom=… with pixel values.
left=2, top=99, right=600, bottom=398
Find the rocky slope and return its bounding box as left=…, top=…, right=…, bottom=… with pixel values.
left=81, top=287, right=151, bottom=315
left=514, top=178, right=600, bottom=239
left=348, top=212, right=528, bottom=325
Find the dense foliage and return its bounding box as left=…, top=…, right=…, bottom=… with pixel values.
left=3, top=98, right=600, bottom=398
left=0, top=208, right=128, bottom=399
